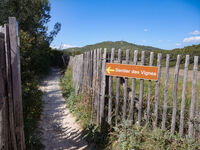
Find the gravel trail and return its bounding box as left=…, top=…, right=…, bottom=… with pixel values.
left=39, top=68, right=91, bottom=150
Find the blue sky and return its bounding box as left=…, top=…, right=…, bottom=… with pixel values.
left=48, top=0, right=200, bottom=50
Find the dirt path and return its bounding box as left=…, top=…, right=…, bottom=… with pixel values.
left=39, top=68, right=91, bottom=150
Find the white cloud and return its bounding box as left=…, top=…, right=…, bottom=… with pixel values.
left=51, top=44, right=78, bottom=50
left=167, top=40, right=172, bottom=42
left=189, top=30, right=200, bottom=35
left=175, top=43, right=182, bottom=46
left=142, top=40, right=146, bottom=43
left=144, top=29, right=148, bottom=32
left=183, top=36, right=200, bottom=43
left=60, top=44, right=77, bottom=49
left=158, top=40, right=163, bottom=42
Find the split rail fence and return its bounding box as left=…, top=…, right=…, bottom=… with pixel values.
left=0, top=17, right=25, bottom=149
left=69, top=48, right=200, bottom=139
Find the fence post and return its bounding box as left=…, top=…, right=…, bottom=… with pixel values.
left=93, top=49, right=97, bottom=115
left=129, top=50, right=138, bottom=124
left=5, top=24, right=17, bottom=150
left=0, top=27, right=6, bottom=149
left=188, top=56, right=198, bottom=137
left=97, top=48, right=102, bottom=125
left=179, top=55, right=189, bottom=135
left=115, top=49, right=122, bottom=125
left=138, top=51, right=145, bottom=125
left=9, top=17, right=25, bottom=150
left=161, top=54, right=170, bottom=130
left=171, top=55, right=181, bottom=134
left=146, top=52, right=154, bottom=124
left=154, top=53, right=162, bottom=128
left=108, top=48, right=115, bottom=124
left=122, top=49, right=130, bottom=120
left=100, top=48, right=107, bottom=125
left=89, top=51, right=93, bottom=88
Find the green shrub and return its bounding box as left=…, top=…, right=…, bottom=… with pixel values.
left=112, top=120, right=200, bottom=150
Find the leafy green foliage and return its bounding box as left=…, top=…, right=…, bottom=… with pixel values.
left=50, top=50, right=64, bottom=67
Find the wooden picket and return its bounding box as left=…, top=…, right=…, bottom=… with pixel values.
left=115, top=49, right=122, bottom=125
left=179, top=55, right=190, bottom=135
left=108, top=48, right=115, bottom=124
left=129, top=50, right=138, bottom=124
left=146, top=52, right=154, bottom=124
left=161, top=54, right=170, bottom=130
left=100, top=49, right=107, bottom=124
left=122, top=50, right=130, bottom=120
left=171, top=55, right=181, bottom=134
left=138, top=51, right=145, bottom=125
left=188, top=56, right=199, bottom=137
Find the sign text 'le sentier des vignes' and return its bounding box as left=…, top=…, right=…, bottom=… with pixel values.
left=106, top=63, right=159, bottom=80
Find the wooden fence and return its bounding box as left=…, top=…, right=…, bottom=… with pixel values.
left=0, top=17, right=25, bottom=149
left=69, top=48, right=200, bottom=138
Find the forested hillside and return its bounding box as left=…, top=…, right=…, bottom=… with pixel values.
left=63, top=41, right=164, bottom=55
left=64, top=40, right=200, bottom=56
left=63, top=41, right=200, bottom=67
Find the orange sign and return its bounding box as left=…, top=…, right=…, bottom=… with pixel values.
left=106, top=63, right=159, bottom=80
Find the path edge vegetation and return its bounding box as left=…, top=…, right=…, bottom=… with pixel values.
left=61, top=67, right=200, bottom=150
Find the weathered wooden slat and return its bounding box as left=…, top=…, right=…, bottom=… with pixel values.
left=146, top=52, right=154, bottom=124
left=188, top=56, right=198, bottom=137
left=93, top=50, right=97, bottom=114
left=88, top=51, right=91, bottom=88
left=81, top=54, right=84, bottom=93
left=171, top=55, right=181, bottom=134
left=154, top=53, right=162, bottom=128
left=179, top=55, right=190, bottom=135
left=0, top=27, right=10, bottom=150
left=97, top=48, right=102, bottom=125
left=77, top=54, right=84, bottom=94
left=161, top=54, right=170, bottom=130
left=129, top=50, right=138, bottom=124
left=96, top=49, right=100, bottom=124
left=198, top=110, right=200, bottom=137
left=85, top=52, right=89, bottom=90
left=100, top=48, right=107, bottom=125
left=115, top=49, right=122, bottom=125
left=122, top=50, right=130, bottom=120
left=90, top=51, right=93, bottom=88
left=90, top=50, right=94, bottom=120
left=0, top=30, right=6, bottom=150
left=4, top=24, right=15, bottom=150
left=9, top=17, right=25, bottom=150
left=138, top=51, right=145, bottom=125
left=83, top=52, right=87, bottom=92
left=86, top=52, right=90, bottom=87
left=108, top=48, right=115, bottom=124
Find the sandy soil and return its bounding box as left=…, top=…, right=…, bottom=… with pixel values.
left=39, top=68, right=92, bottom=150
